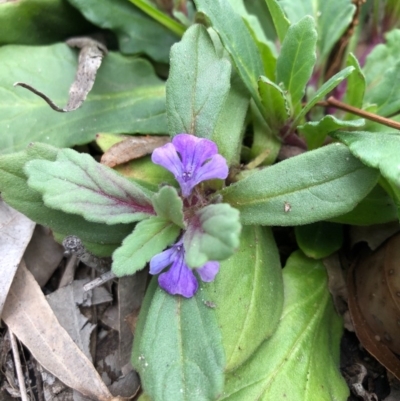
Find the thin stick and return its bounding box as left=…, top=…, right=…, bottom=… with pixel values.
left=318, top=96, right=400, bottom=130
left=9, top=330, right=29, bottom=401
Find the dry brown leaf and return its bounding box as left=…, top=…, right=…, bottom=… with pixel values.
left=117, top=271, right=147, bottom=367
left=14, top=37, right=107, bottom=113
left=0, top=200, right=35, bottom=317
left=350, top=222, right=400, bottom=251
left=24, top=225, right=64, bottom=287
left=100, top=136, right=170, bottom=168
left=2, top=262, right=119, bottom=401
left=348, top=247, right=400, bottom=380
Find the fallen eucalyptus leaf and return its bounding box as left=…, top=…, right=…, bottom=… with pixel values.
left=15, top=37, right=107, bottom=112
left=0, top=200, right=35, bottom=317
left=101, top=136, right=170, bottom=168
left=2, top=262, right=116, bottom=401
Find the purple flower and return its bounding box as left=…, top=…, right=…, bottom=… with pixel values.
left=150, top=239, right=219, bottom=298
left=151, top=133, right=229, bottom=197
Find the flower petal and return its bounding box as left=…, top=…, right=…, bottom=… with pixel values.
left=196, top=261, right=220, bottom=282
left=158, top=256, right=199, bottom=298
left=173, top=134, right=218, bottom=168
left=192, top=154, right=229, bottom=184
left=149, top=247, right=176, bottom=275
left=151, top=142, right=183, bottom=178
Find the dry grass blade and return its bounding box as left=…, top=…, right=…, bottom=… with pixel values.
left=0, top=200, right=35, bottom=318
left=2, top=261, right=120, bottom=401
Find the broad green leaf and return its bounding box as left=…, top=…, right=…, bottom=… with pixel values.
left=184, top=204, right=241, bottom=268
left=256, top=40, right=277, bottom=82
left=276, top=16, right=317, bottom=114
left=132, top=279, right=225, bottom=401
left=279, top=0, right=355, bottom=60
left=295, top=222, right=343, bottom=259
left=166, top=24, right=231, bottom=138
left=228, top=0, right=275, bottom=47
left=363, top=30, right=400, bottom=91
left=249, top=101, right=281, bottom=166
left=343, top=53, right=365, bottom=112
left=329, top=184, right=398, bottom=226
left=295, top=66, right=355, bottom=125
left=265, top=0, right=290, bottom=43
left=112, top=217, right=180, bottom=276
left=115, top=156, right=177, bottom=191
left=127, top=0, right=186, bottom=36
left=0, top=143, right=134, bottom=256
left=243, top=0, right=277, bottom=41
left=67, top=0, right=179, bottom=63
left=0, top=0, right=92, bottom=45
left=364, top=60, right=400, bottom=116
left=298, top=115, right=365, bottom=150
left=25, top=148, right=155, bottom=224
left=204, top=225, right=283, bottom=371
left=212, top=67, right=250, bottom=166
left=221, top=251, right=349, bottom=401
left=152, top=186, right=185, bottom=228
left=258, top=76, right=290, bottom=130
left=333, top=131, right=400, bottom=187
left=0, top=44, right=166, bottom=154
left=221, top=143, right=380, bottom=226
left=194, top=0, right=265, bottom=117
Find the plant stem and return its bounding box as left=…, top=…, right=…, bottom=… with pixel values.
left=318, top=96, right=400, bottom=130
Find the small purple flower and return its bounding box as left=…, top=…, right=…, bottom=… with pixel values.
left=150, top=239, right=219, bottom=298
left=151, top=133, right=229, bottom=197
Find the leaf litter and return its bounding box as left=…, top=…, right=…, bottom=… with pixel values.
left=0, top=216, right=146, bottom=400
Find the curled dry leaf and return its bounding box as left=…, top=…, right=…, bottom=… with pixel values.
left=14, top=36, right=107, bottom=112
left=348, top=233, right=400, bottom=380
left=100, top=135, right=170, bottom=168
left=0, top=200, right=35, bottom=318
left=2, top=261, right=120, bottom=401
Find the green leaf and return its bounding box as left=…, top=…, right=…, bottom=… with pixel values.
left=295, top=222, right=343, bottom=259
left=333, top=131, right=400, bottom=187
left=295, top=66, right=355, bottom=125
left=221, top=143, right=380, bottom=226
left=25, top=148, right=155, bottom=224
left=249, top=101, right=281, bottom=166
left=0, top=143, right=134, bottom=256
left=0, top=0, right=92, bottom=45
left=112, top=217, right=180, bottom=276
left=127, top=0, right=186, bottom=36
left=166, top=24, right=231, bottom=138
left=264, top=0, right=290, bottom=43
left=115, top=156, right=177, bottom=191
left=279, top=0, right=355, bottom=60
left=152, top=186, right=185, bottom=228
left=204, top=225, right=283, bottom=371
left=364, top=59, right=400, bottom=117
left=211, top=66, right=250, bottom=166
left=343, top=53, right=365, bottom=112
left=258, top=76, right=290, bottom=130
left=193, top=0, right=265, bottom=116
left=363, top=30, right=400, bottom=104
left=67, top=0, right=179, bottom=63
left=298, top=115, right=365, bottom=150
left=184, top=203, right=241, bottom=268
left=221, top=251, right=349, bottom=401
left=0, top=44, right=166, bottom=154
left=276, top=16, right=317, bottom=114
left=132, top=279, right=225, bottom=401
left=329, top=184, right=398, bottom=225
